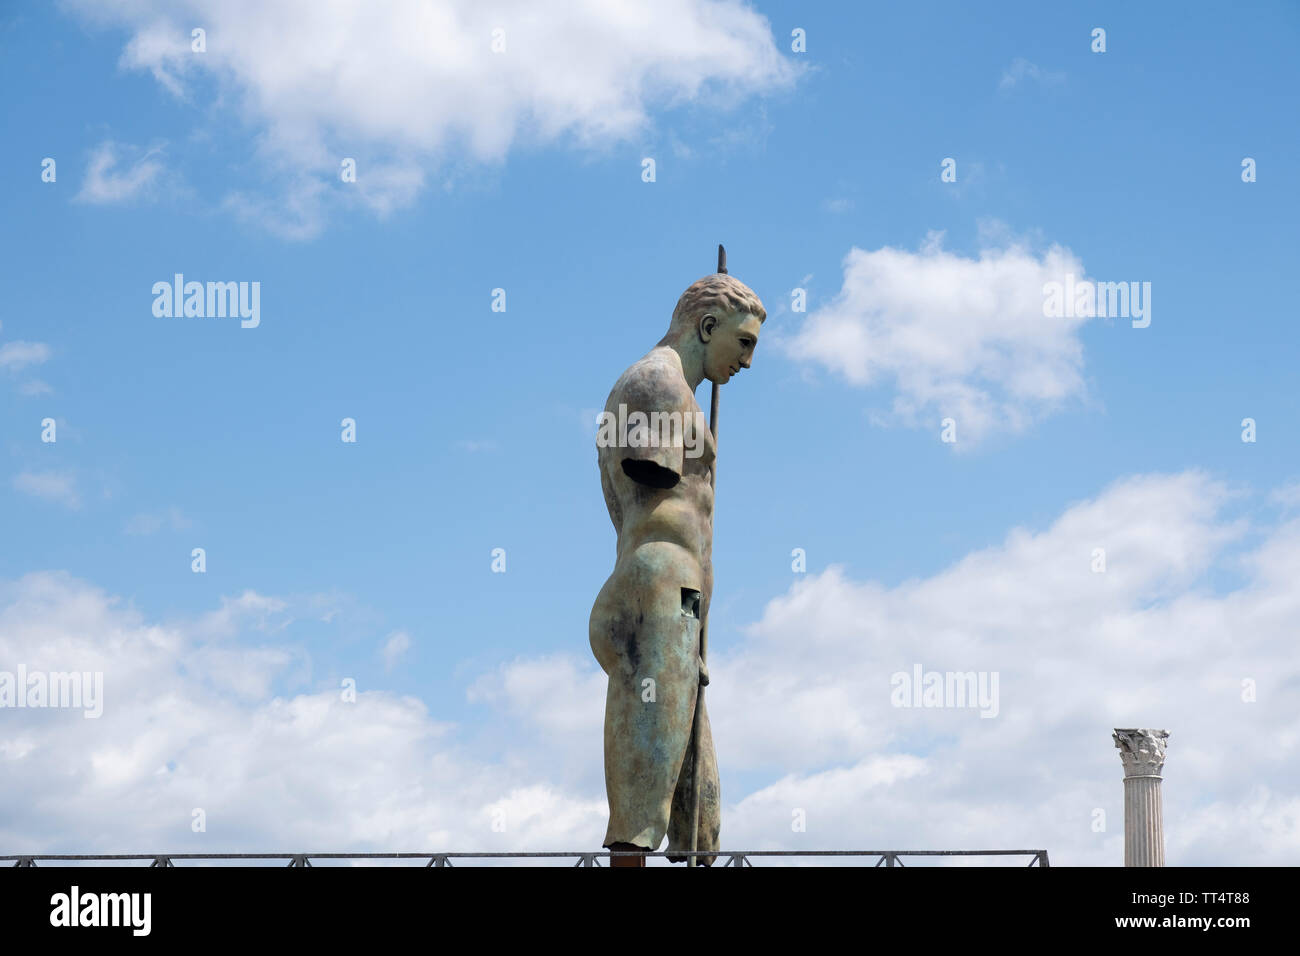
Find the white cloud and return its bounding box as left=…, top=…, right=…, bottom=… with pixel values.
left=728, top=754, right=929, bottom=848
left=75, top=140, right=166, bottom=204
left=1270, top=480, right=1300, bottom=512
left=124, top=506, right=192, bottom=535
left=13, top=470, right=80, bottom=509
left=783, top=231, right=1092, bottom=446
left=4, top=472, right=1296, bottom=865
left=0, top=340, right=51, bottom=372
left=381, top=630, right=412, bottom=672
left=186, top=645, right=298, bottom=702
left=474, top=472, right=1300, bottom=864
left=0, top=572, right=603, bottom=858
left=999, top=57, right=1065, bottom=91
left=468, top=654, right=605, bottom=739
left=1, top=322, right=54, bottom=392
left=196, top=591, right=291, bottom=639
left=696, top=471, right=1296, bottom=864
left=222, top=176, right=329, bottom=242
left=66, top=0, right=799, bottom=236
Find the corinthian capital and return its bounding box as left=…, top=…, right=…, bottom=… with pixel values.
left=1113, top=728, right=1169, bottom=777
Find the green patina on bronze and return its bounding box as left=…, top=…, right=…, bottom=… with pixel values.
left=590, top=251, right=764, bottom=866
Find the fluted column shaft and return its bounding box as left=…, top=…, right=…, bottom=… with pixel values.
left=1114, top=729, right=1168, bottom=868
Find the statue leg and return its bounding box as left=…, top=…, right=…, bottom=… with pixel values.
left=591, top=561, right=702, bottom=857
left=666, top=690, right=720, bottom=866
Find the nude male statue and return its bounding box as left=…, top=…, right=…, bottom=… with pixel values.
left=590, top=270, right=764, bottom=867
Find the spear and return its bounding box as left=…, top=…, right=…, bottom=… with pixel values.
left=688, top=243, right=725, bottom=867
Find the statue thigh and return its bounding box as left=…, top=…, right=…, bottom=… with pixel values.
left=590, top=545, right=703, bottom=850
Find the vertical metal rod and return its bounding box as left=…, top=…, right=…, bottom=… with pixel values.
left=689, top=245, right=726, bottom=867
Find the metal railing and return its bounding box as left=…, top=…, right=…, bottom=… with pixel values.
left=4, top=849, right=1049, bottom=868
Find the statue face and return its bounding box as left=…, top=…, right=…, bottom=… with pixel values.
left=702, top=311, right=761, bottom=384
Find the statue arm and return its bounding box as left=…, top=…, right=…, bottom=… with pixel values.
left=616, top=369, right=688, bottom=489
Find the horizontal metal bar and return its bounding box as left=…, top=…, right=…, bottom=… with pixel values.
left=1, top=849, right=1047, bottom=862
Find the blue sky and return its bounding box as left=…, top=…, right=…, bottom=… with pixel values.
left=1, top=1, right=1298, bottom=864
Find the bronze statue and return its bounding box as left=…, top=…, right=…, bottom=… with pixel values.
left=590, top=248, right=764, bottom=866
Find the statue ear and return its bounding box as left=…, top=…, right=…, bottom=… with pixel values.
left=699, top=313, right=717, bottom=341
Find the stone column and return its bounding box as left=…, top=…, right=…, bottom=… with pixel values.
left=1113, top=728, right=1169, bottom=867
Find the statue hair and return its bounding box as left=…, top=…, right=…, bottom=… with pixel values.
left=669, top=274, right=766, bottom=333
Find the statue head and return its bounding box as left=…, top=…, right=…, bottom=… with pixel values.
left=667, top=274, right=765, bottom=385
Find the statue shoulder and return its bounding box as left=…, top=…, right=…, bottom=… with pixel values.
left=608, top=348, right=691, bottom=412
